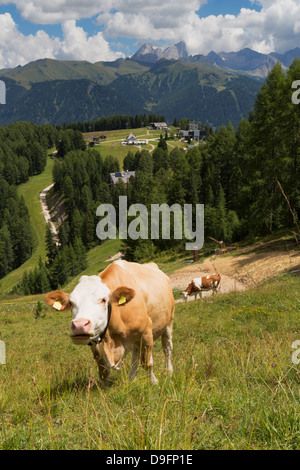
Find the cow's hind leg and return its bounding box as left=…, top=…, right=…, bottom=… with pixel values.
left=161, top=322, right=173, bottom=375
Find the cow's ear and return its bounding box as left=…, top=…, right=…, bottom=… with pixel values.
left=110, top=287, right=135, bottom=306
left=45, top=290, right=70, bottom=311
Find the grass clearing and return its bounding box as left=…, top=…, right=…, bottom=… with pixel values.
left=0, top=274, right=299, bottom=450
left=84, top=126, right=200, bottom=167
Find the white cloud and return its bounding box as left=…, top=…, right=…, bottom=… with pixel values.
left=58, top=20, right=124, bottom=62
left=95, top=0, right=300, bottom=55
left=0, top=0, right=114, bottom=24
left=0, top=13, right=123, bottom=68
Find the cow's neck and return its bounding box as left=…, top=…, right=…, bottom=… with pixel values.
left=90, top=302, right=112, bottom=344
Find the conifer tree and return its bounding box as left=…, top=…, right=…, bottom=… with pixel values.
left=45, top=223, right=57, bottom=266
left=248, top=62, right=287, bottom=232
left=283, top=59, right=300, bottom=223
left=157, top=134, right=168, bottom=151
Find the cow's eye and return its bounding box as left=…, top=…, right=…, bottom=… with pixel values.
left=100, top=298, right=107, bottom=304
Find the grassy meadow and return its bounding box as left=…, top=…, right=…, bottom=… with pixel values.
left=84, top=126, right=189, bottom=165
left=0, top=127, right=299, bottom=450
left=0, top=274, right=299, bottom=450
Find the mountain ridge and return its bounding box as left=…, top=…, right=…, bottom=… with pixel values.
left=132, top=42, right=300, bottom=78
left=0, top=56, right=262, bottom=128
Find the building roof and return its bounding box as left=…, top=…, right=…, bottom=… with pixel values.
left=152, top=122, right=168, bottom=127
left=126, top=133, right=137, bottom=141
left=110, top=171, right=136, bottom=185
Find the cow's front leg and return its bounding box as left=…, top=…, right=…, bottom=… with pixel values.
left=141, top=330, right=158, bottom=385
left=129, top=343, right=140, bottom=380
left=91, top=342, right=111, bottom=381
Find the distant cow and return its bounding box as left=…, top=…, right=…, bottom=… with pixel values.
left=182, top=274, right=221, bottom=302
left=46, top=260, right=175, bottom=385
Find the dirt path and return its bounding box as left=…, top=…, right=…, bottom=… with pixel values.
left=40, top=183, right=60, bottom=246
left=170, top=246, right=300, bottom=303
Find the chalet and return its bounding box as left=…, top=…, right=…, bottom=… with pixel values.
left=125, top=133, right=137, bottom=145
left=121, top=133, right=146, bottom=146
left=110, top=170, right=136, bottom=186
left=149, top=122, right=168, bottom=131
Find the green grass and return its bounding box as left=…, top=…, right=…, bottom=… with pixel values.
left=86, top=127, right=162, bottom=167
left=0, top=274, right=299, bottom=450
left=0, top=155, right=55, bottom=295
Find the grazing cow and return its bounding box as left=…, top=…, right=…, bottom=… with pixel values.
left=182, top=273, right=221, bottom=302
left=45, top=260, right=175, bottom=385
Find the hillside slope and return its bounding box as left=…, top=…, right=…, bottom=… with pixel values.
left=0, top=58, right=149, bottom=88
left=0, top=57, right=262, bottom=127
left=110, top=59, right=261, bottom=127
left=170, top=237, right=300, bottom=301
left=0, top=78, right=141, bottom=125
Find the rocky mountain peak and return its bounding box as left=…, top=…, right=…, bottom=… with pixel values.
left=132, top=41, right=188, bottom=63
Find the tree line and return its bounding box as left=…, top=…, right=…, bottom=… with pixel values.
left=0, top=121, right=58, bottom=279
left=0, top=122, right=91, bottom=285
left=58, top=113, right=166, bottom=133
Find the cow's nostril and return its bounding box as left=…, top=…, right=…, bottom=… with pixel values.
left=71, top=319, right=92, bottom=335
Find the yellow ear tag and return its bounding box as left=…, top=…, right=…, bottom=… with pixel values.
left=53, top=301, right=62, bottom=311
left=119, top=295, right=126, bottom=305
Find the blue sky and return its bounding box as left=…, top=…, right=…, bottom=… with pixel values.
left=199, top=0, right=261, bottom=17
left=0, top=0, right=298, bottom=68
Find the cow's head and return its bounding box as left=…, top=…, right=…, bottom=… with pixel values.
left=45, top=275, right=135, bottom=345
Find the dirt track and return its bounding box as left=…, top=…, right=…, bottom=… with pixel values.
left=170, top=246, right=300, bottom=302
left=40, top=183, right=60, bottom=245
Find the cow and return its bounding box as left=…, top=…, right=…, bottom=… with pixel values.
left=45, top=260, right=175, bottom=385
left=182, top=273, right=221, bottom=302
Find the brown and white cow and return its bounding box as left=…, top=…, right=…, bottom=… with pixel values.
left=182, top=273, right=221, bottom=302
left=45, top=260, right=175, bottom=384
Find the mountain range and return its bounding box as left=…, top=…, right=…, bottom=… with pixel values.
left=132, top=42, right=300, bottom=78
left=0, top=42, right=299, bottom=128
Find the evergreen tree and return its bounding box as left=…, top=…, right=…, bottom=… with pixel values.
left=45, top=223, right=57, bottom=265
left=157, top=134, right=168, bottom=151
left=123, top=151, right=136, bottom=171
left=152, top=147, right=169, bottom=173
left=248, top=62, right=287, bottom=233
left=283, top=59, right=300, bottom=223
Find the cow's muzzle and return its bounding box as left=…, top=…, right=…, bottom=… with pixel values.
left=70, top=318, right=93, bottom=344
